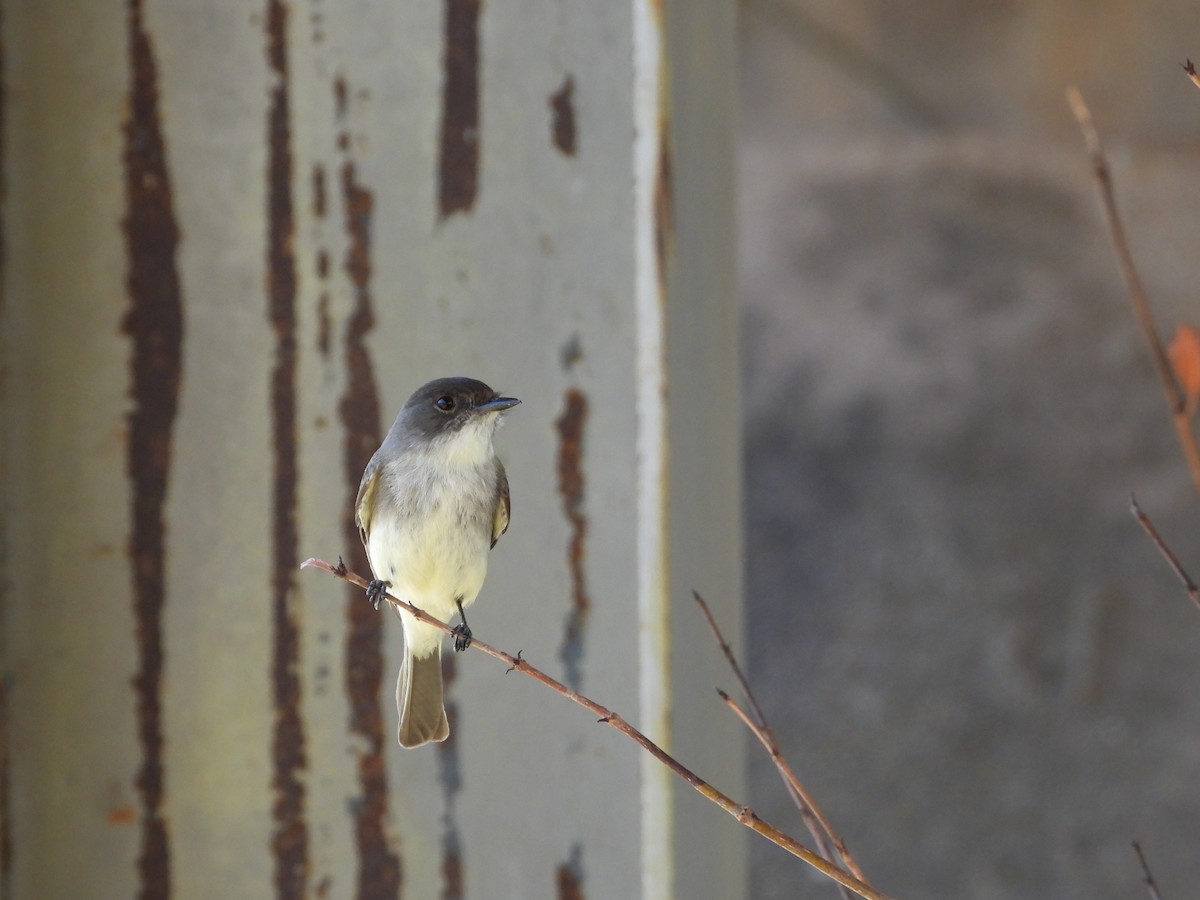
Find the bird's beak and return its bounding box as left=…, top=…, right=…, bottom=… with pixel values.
left=479, top=396, right=521, bottom=413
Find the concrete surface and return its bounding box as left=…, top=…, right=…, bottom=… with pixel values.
left=740, top=3, right=1200, bottom=896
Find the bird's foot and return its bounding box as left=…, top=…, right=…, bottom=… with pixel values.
left=366, top=579, right=390, bottom=610
left=451, top=623, right=473, bottom=652
left=452, top=597, right=472, bottom=652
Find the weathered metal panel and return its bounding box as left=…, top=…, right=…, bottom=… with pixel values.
left=3, top=2, right=143, bottom=897
left=1, top=1, right=740, bottom=897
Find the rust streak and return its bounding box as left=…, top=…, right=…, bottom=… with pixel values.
left=555, top=389, right=590, bottom=689
left=314, top=157, right=331, bottom=360
left=312, top=163, right=327, bottom=219
left=438, top=0, right=481, bottom=217
left=315, top=247, right=330, bottom=361
left=334, top=74, right=349, bottom=119
left=265, top=1, right=310, bottom=896
left=556, top=844, right=585, bottom=900
left=438, top=660, right=464, bottom=899
left=653, top=125, right=674, bottom=295
left=549, top=75, right=577, bottom=157
left=123, top=1, right=183, bottom=895
left=441, top=842, right=464, bottom=900
left=339, top=153, right=402, bottom=898
left=316, top=290, right=332, bottom=360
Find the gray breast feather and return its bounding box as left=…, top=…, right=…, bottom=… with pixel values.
left=377, top=454, right=500, bottom=532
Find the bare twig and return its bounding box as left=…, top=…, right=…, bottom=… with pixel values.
left=693, top=591, right=868, bottom=891
left=717, top=691, right=855, bottom=900
left=1183, top=59, right=1200, bottom=92
left=1067, top=86, right=1200, bottom=492
left=691, top=591, right=767, bottom=726
left=1130, top=494, right=1200, bottom=612
left=301, top=557, right=895, bottom=900
left=1132, top=840, right=1165, bottom=900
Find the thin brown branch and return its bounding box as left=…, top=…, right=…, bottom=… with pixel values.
left=692, top=590, right=768, bottom=725
left=1067, top=86, right=1200, bottom=493
left=1132, top=840, right=1165, bottom=900
left=302, top=557, right=895, bottom=900
left=1130, top=494, right=1200, bottom=612
left=693, top=591, right=868, bottom=889
left=718, top=691, right=855, bottom=900
left=1183, top=59, right=1200, bottom=92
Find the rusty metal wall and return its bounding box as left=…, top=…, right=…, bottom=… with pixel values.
left=0, top=1, right=741, bottom=898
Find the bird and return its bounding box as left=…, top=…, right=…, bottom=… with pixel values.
left=354, top=376, right=519, bottom=747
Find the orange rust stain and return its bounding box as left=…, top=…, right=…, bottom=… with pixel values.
left=107, top=805, right=137, bottom=826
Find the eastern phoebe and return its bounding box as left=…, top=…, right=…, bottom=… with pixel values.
left=355, top=376, right=519, bottom=747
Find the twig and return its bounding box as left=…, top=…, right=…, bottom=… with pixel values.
left=1129, top=494, right=1200, bottom=612
left=1183, top=59, right=1200, bottom=92
left=1067, top=86, right=1200, bottom=492
left=301, top=557, right=895, bottom=900
left=1132, top=840, right=1165, bottom=900
left=717, top=691, right=855, bottom=900
left=693, top=591, right=868, bottom=890
left=691, top=591, right=767, bottom=726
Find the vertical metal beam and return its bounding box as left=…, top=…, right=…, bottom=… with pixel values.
left=660, top=2, right=743, bottom=896
left=633, top=2, right=674, bottom=894
left=636, top=2, right=743, bottom=896
left=0, top=1, right=740, bottom=897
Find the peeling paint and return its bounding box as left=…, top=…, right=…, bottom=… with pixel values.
left=549, top=75, right=577, bottom=157
left=338, top=149, right=402, bottom=897
left=122, top=2, right=184, bottom=895
left=556, top=843, right=585, bottom=900
left=438, top=0, right=481, bottom=217
left=555, top=389, right=589, bottom=689
left=265, top=1, right=310, bottom=896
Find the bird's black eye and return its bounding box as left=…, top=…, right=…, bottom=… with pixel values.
left=436, top=395, right=456, bottom=412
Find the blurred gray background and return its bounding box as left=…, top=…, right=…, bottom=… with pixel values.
left=739, top=1, right=1200, bottom=897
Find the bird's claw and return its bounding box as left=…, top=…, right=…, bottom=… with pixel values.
left=452, top=623, right=473, bottom=653
left=451, top=596, right=472, bottom=651
left=366, top=579, right=389, bottom=610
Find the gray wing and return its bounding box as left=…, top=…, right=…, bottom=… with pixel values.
left=491, top=461, right=510, bottom=549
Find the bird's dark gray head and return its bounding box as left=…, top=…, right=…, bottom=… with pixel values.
left=391, top=376, right=520, bottom=444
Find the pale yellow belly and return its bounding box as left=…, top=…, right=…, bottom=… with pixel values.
left=366, top=503, right=490, bottom=658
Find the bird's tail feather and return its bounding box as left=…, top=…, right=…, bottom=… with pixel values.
left=396, top=646, right=450, bottom=748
